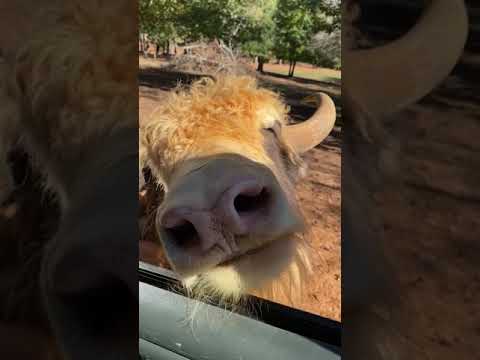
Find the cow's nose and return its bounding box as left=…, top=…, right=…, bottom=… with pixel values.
left=218, top=180, right=271, bottom=235
left=159, top=179, right=272, bottom=253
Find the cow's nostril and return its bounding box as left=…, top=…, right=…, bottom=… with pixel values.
left=165, top=220, right=199, bottom=248
left=234, top=188, right=270, bottom=214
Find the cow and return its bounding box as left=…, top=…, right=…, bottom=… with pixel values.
left=0, top=1, right=138, bottom=359
left=139, top=74, right=337, bottom=306
left=342, top=0, right=478, bottom=358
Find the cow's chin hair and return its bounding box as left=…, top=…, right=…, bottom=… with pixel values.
left=181, top=233, right=312, bottom=312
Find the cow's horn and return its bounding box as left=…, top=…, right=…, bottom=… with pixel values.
left=344, top=0, right=468, bottom=116
left=282, top=92, right=336, bottom=153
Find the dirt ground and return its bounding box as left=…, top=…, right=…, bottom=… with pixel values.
left=139, top=58, right=341, bottom=321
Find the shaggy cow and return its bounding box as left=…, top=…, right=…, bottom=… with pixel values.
left=343, top=0, right=477, bottom=359
left=139, top=75, right=336, bottom=305
left=0, top=1, right=138, bottom=359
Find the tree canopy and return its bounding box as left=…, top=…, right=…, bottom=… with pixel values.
left=139, top=0, right=341, bottom=74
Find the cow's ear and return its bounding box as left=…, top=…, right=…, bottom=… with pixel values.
left=141, top=165, right=166, bottom=200
left=141, top=166, right=153, bottom=185
left=139, top=165, right=165, bottom=218
left=271, top=121, right=309, bottom=181
left=140, top=165, right=159, bottom=193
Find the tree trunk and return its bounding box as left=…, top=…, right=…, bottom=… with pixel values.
left=154, top=44, right=159, bottom=59
left=256, top=57, right=265, bottom=73
left=290, top=60, right=297, bottom=77
left=141, top=34, right=148, bottom=58
left=164, top=40, right=170, bottom=55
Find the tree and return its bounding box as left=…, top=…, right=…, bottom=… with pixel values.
left=307, top=0, right=341, bottom=69
left=308, top=28, right=341, bottom=69
left=139, top=0, right=185, bottom=57
left=238, top=0, right=278, bottom=72
left=178, top=0, right=254, bottom=48
left=273, top=0, right=340, bottom=76
left=312, top=0, right=341, bottom=32
left=273, top=0, right=315, bottom=77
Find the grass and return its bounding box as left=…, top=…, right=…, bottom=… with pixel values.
left=262, top=63, right=341, bottom=84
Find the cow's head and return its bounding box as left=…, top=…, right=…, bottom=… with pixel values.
left=140, top=75, right=336, bottom=303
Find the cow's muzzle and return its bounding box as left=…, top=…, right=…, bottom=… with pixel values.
left=156, top=154, right=304, bottom=276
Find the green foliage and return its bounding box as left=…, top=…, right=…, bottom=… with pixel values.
left=178, top=0, right=251, bottom=45
left=139, top=0, right=182, bottom=44
left=303, top=1, right=341, bottom=70
left=273, top=0, right=313, bottom=63
left=238, top=0, right=277, bottom=61
left=313, top=0, right=341, bottom=32
left=305, top=28, right=341, bottom=70
left=272, top=0, right=339, bottom=66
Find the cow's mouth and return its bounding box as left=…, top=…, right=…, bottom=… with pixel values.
left=182, top=235, right=298, bottom=297
left=215, top=236, right=288, bottom=268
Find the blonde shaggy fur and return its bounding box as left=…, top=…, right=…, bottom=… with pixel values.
left=140, top=75, right=313, bottom=308
left=140, top=76, right=297, bottom=185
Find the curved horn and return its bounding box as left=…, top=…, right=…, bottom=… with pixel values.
left=344, top=0, right=468, bottom=116
left=282, top=93, right=336, bottom=154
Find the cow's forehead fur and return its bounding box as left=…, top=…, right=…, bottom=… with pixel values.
left=140, top=75, right=289, bottom=185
